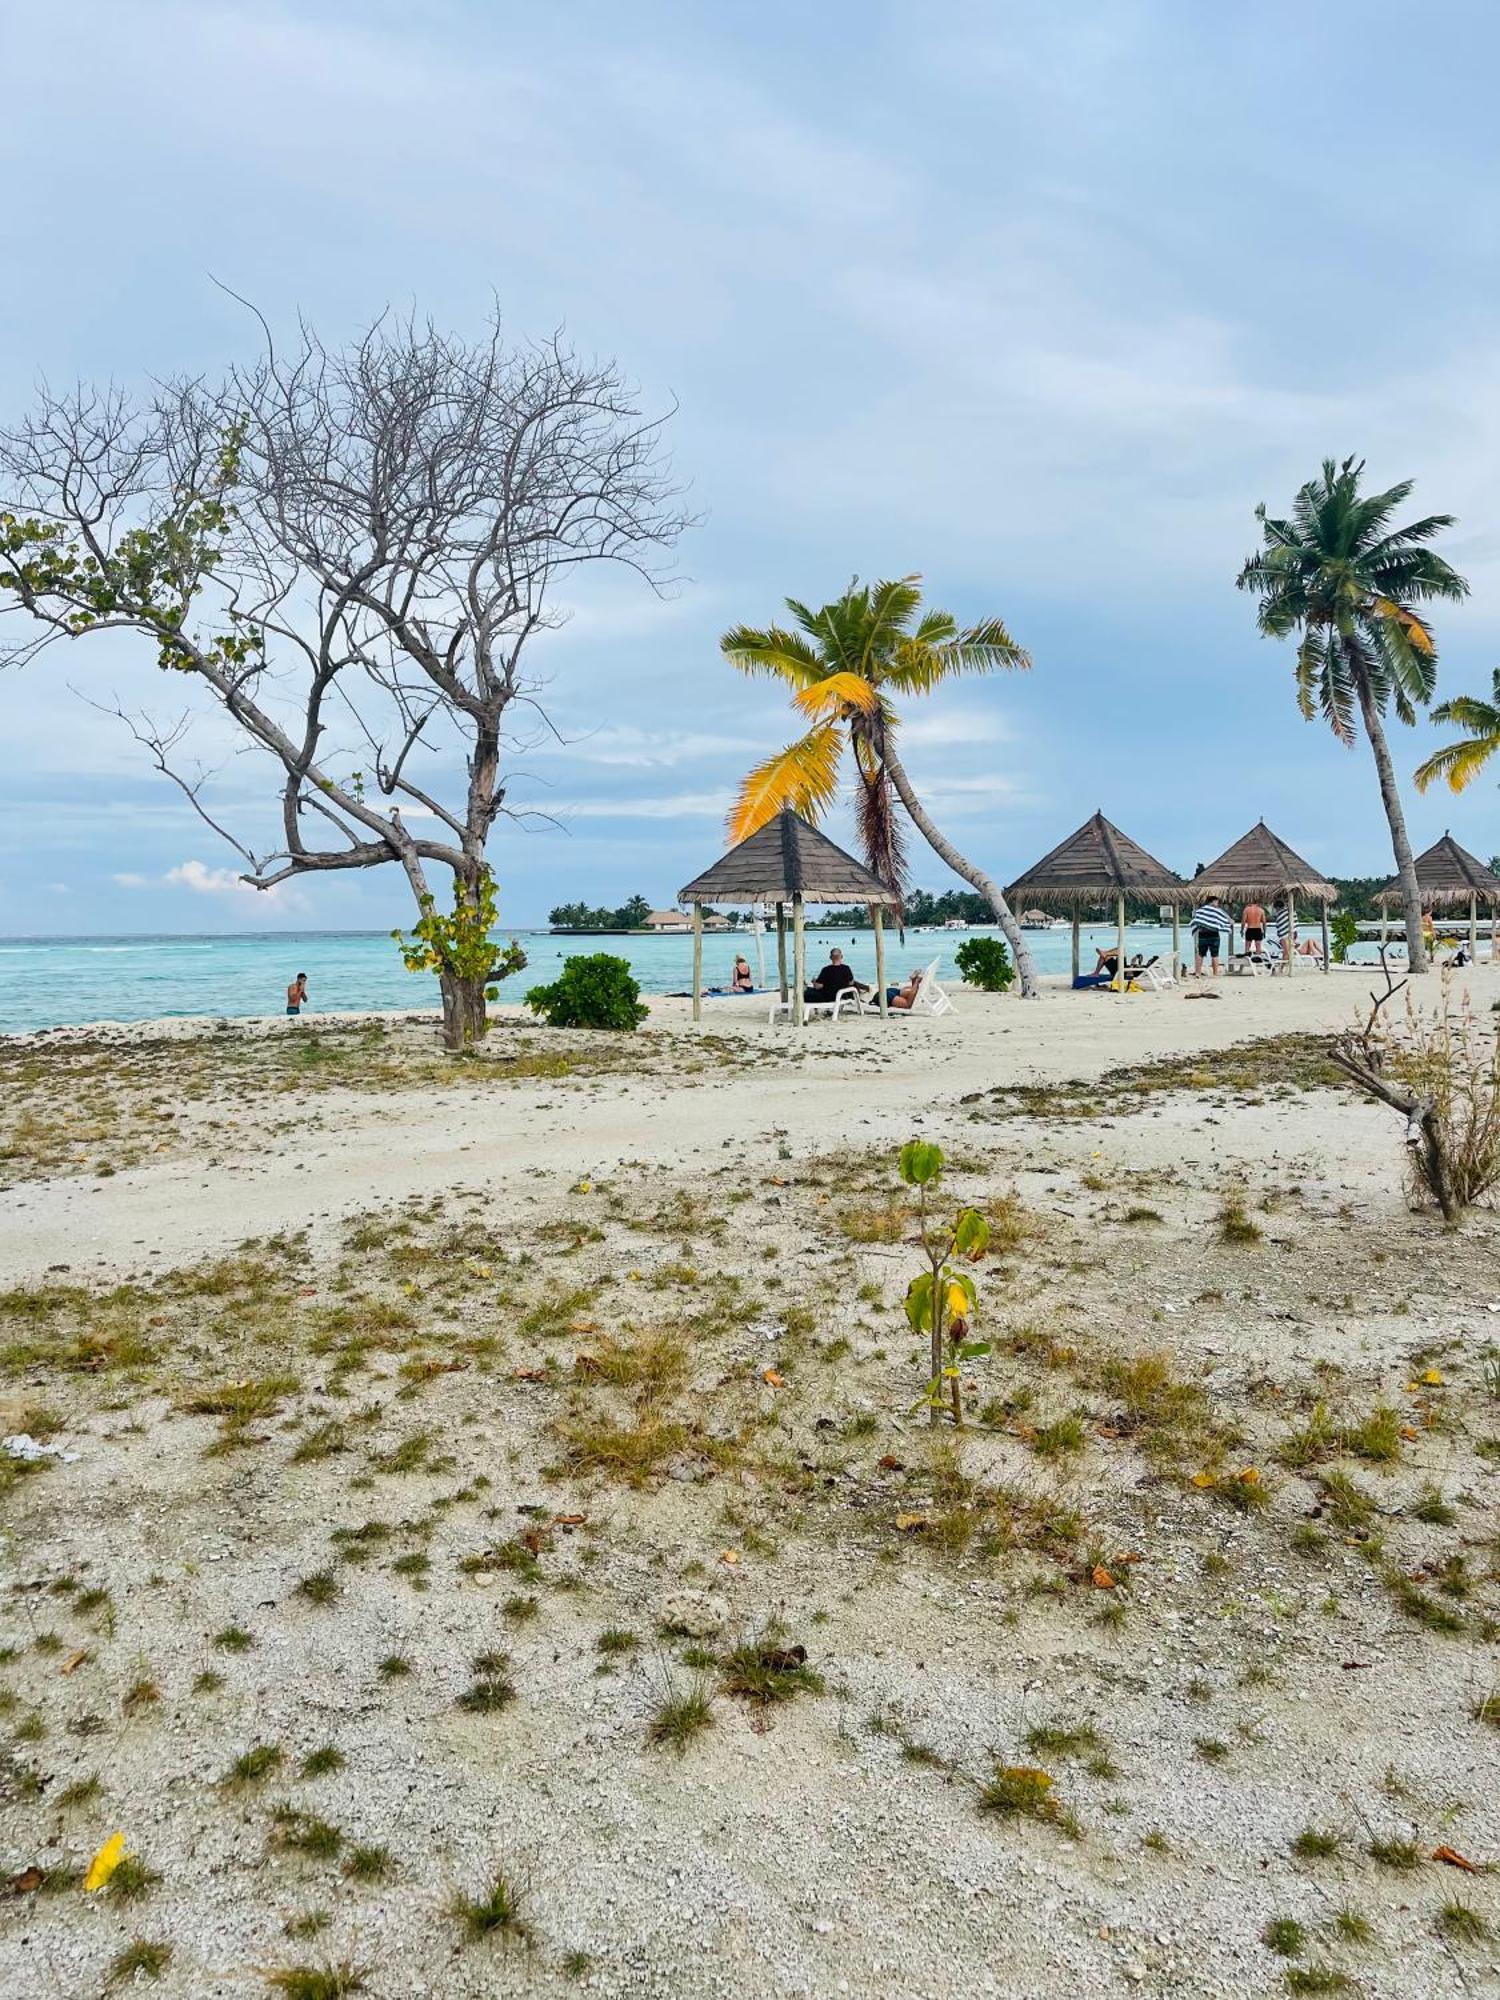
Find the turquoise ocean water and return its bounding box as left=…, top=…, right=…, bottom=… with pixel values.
left=0, top=922, right=1195, bottom=1034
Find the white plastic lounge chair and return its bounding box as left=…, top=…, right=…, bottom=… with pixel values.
left=892, top=957, right=953, bottom=1019
left=1130, top=958, right=1177, bottom=992
left=767, top=983, right=869, bottom=1024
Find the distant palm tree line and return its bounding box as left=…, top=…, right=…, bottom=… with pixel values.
left=724, top=459, right=1493, bottom=983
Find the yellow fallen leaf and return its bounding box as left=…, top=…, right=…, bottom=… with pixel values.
left=84, top=1833, right=125, bottom=1893
left=762, top=1368, right=785, bottom=1387
left=60, top=1649, right=88, bottom=1676
left=1238, top=1466, right=1260, bottom=1485
left=894, top=1512, right=931, bottom=1532
left=1092, top=1565, right=1116, bottom=1590
left=1190, top=1471, right=1216, bottom=1489
left=718, top=1549, right=740, bottom=1565
left=1422, top=1368, right=1444, bottom=1386
left=1400, top=1425, right=1419, bottom=1441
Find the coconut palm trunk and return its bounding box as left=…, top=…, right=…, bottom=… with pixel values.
left=1354, top=670, right=1428, bottom=973
left=881, top=741, right=1039, bottom=996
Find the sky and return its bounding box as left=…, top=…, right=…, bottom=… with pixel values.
left=2, top=0, right=1499, bottom=934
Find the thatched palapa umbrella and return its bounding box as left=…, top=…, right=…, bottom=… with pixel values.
left=1005, top=811, right=1190, bottom=991
left=678, top=809, right=901, bottom=1024
left=1193, top=820, right=1336, bottom=974
left=1374, top=831, right=1500, bottom=962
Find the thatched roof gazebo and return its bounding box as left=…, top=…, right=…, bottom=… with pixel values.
left=678, top=809, right=901, bottom=1023
left=1374, top=832, right=1500, bottom=959
left=1005, top=810, right=1191, bottom=987
left=1194, top=820, right=1336, bottom=973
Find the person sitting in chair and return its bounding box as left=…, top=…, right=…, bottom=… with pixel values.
left=887, top=967, right=925, bottom=1011
left=804, top=946, right=863, bottom=1005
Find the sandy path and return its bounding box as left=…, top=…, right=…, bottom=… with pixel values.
left=3, top=963, right=1491, bottom=1284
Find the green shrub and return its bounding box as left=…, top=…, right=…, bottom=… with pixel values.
left=526, top=954, right=648, bottom=1031
left=1330, top=910, right=1360, bottom=964
left=954, top=936, right=1014, bottom=993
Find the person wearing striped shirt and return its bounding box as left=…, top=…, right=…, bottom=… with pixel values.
left=1190, top=899, right=1230, bottom=977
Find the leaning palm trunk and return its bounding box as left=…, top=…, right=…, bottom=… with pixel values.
left=881, top=742, right=1039, bottom=996
left=1356, top=671, right=1428, bottom=974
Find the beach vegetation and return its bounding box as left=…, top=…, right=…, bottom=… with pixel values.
left=0, top=312, right=685, bottom=1051
left=954, top=935, right=1015, bottom=993
left=646, top=1680, right=715, bottom=1751
left=721, top=574, right=1040, bottom=991
left=450, top=1869, right=532, bottom=1946
left=526, top=953, right=648, bottom=1032
left=1237, top=456, right=1468, bottom=971
left=898, top=1140, right=991, bottom=1426
left=106, top=1939, right=172, bottom=1984
left=1416, top=664, right=1500, bottom=796
left=266, top=1967, right=368, bottom=1999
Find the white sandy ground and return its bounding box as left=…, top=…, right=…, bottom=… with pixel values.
left=0, top=965, right=1477, bottom=1287
left=1, top=966, right=1499, bottom=2000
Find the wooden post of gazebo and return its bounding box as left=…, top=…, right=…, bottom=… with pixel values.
left=872, top=904, right=888, bottom=1016
left=1115, top=891, right=1126, bottom=998
left=1070, top=911, right=1081, bottom=981
left=791, top=892, right=806, bottom=1026
left=775, top=902, right=788, bottom=1003
left=1320, top=899, right=1329, bottom=972
left=1171, top=903, right=1181, bottom=978
left=691, top=901, right=704, bottom=1021
left=1284, top=890, right=1296, bottom=976
left=1470, top=891, right=1479, bottom=965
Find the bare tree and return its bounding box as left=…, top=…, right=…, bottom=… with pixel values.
left=0, top=309, right=688, bottom=1046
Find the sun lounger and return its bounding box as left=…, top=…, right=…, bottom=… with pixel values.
left=891, top=957, right=953, bottom=1018
left=768, top=984, right=870, bottom=1024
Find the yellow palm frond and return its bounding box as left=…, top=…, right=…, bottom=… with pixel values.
left=728, top=721, right=845, bottom=842
left=1373, top=598, right=1435, bottom=654
left=1414, top=732, right=1500, bottom=794
left=791, top=671, right=881, bottom=720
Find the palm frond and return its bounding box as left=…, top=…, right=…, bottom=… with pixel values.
left=720, top=623, right=824, bottom=687
left=791, top=670, right=881, bottom=719
left=727, top=721, right=845, bottom=842
left=1414, top=732, right=1500, bottom=794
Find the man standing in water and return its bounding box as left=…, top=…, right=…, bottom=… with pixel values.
left=286, top=973, right=309, bottom=1017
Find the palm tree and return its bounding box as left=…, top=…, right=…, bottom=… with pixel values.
left=1236, top=458, right=1468, bottom=973
left=722, top=574, right=1039, bottom=994
left=1414, top=668, right=1500, bottom=796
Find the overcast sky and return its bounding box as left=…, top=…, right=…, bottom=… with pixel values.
left=2, top=0, right=1498, bottom=933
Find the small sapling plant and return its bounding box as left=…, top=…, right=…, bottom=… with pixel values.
left=898, top=1140, right=990, bottom=1426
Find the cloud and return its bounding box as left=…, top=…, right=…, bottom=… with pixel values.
left=541, top=726, right=751, bottom=770
left=557, top=791, right=732, bottom=821
left=112, top=872, right=150, bottom=889
left=164, top=860, right=309, bottom=911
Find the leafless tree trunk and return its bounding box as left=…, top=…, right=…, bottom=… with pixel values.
left=0, top=308, right=688, bottom=1047
left=1328, top=966, right=1457, bottom=1221
left=881, top=741, right=1039, bottom=996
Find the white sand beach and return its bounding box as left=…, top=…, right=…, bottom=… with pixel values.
left=2, top=970, right=1498, bottom=1999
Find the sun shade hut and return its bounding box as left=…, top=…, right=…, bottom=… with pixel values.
left=1374, top=832, right=1500, bottom=961
left=678, top=809, right=902, bottom=1024
left=1005, top=811, right=1190, bottom=991
left=1193, top=820, right=1336, bottom=973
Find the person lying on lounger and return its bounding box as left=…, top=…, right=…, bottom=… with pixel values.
left=887, top=968, right=924, bottom=1011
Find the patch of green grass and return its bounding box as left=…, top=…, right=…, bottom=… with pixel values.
left=223, top=1743, right=283, bottom=1788
left=213, top=1624, right=254, bottom=1652
left=1031, top=1414, right=1085, bottom=1458
left=1283, top=1972, right=1353, bottom=1996
left=265, top=1967, right=367, bottom=1999
left=1317, top=1469, right=1377, bottom=1531
left=1291, top=1827, right=1342, bottom=1860
left=1367, top=1836, right=1421, bottom=1870
left=450, top=1870, right=532, bottom=1946
left=596, top=1628, right=638, bottom=1655
left=299, top=1745, right=345, bottom=1779
left=292, top=1422, right=348, bottom=1464
left=57, top=1774, right=103, bottom=1808
left=342, top=1844, right=395, bottom=1883
left=502, top=1594, right=540, bottom=1622
left=1331, top=1910, right=1372, bottom=1945
left=1411, top=1481, right=1457, bottom=1526
left=978, top=1764, right=1079, bottom=1837
left=192, top=1669, right=226, bottom=1694
left=296, top=1569, right=341, bottom=1607
left=1218, top=1197, right=1262, bottom=1245
left=646, top=1681, right=714, bottom=1752
left=1194, top=1737, right=1230, bottom=1764
left=1436, top=1901, right=1491, bottom=1943
left=107, top=1855, right=161, bottom=1901
left=107, top=1939, right=172, bottom=1984
left=269, top=1805, right=344, bottom=1860
left=458, top=1655, right=517, bottom=1713
left=1263, top=1916, right=1306, bottom=1957
left=1385, top=1572, right=1465, bottom=1633
left=377, top=1654, right=411, bottom=1681
left=1473, top=1690, right=1500, bottom=1728
left=720, top=1636, right=824, bottom=1706
left=1023, top=1721, right=1103, bottom=1760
